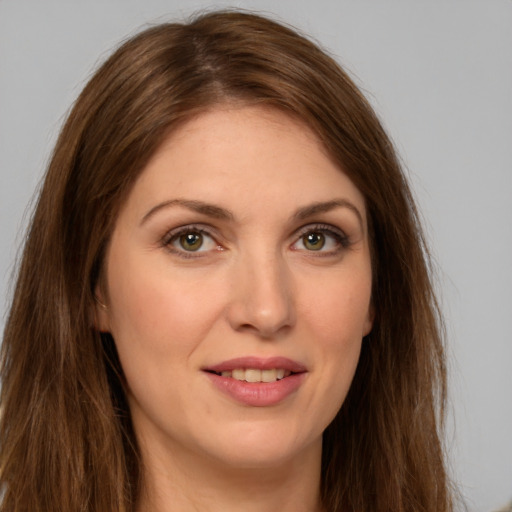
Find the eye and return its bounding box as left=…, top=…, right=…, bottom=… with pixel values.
left=291, top=224, right=348, bottom=254
left=302, top=232, right=327, bottom=251
left=163, top=226, right=220, bottom=256
left=177, top=232, right=206, bottom=251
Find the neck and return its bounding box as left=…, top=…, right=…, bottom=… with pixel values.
left=136, top=437, right=323, bottom=512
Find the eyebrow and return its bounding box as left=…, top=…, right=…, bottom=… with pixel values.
left=141, top=199, right=234, bottom=225
left=293, top=199, right=364, bottom=229
left=140, top=198, right=363, bottom=229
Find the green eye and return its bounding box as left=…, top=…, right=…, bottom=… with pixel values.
left=166, top=226, right=219, bottom=257
left=179, top=232, right=203, bottom=251
left=302, top=232, right=325, bottom=251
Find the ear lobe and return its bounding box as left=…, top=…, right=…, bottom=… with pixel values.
left=94, top=288, right=110, bottom=333
left=363, top=304, right=375, bottom=337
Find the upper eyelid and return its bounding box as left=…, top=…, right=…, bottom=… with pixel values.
left=162, top=221, right=347, bottom=238
left=293, top=222, right=347, bottom=238
left=162, top=223, right=219, bottom=242
left=163, top=222, right=345, bottom=237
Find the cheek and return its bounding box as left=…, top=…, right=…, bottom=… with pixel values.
left=301, top=266, right=372, bottom=341
left=311, top=288, right=366, bottom=376
left=105, top=253, right=225, bottom=359
left=299, top=269, right=371, bottom=408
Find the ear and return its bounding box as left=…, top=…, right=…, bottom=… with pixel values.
left=94, top=285, right=110, bottom=333
left=362, top=303, right=375, bottom=337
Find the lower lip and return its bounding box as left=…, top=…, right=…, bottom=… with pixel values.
left=204, top=372, right=306, bottom=407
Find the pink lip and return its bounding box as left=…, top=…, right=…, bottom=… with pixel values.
left=203, top=356, right=307, bottom=373
left=202, top=356, right=307, bottom=407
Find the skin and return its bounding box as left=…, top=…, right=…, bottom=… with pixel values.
left=97, top=105, right=373, bottom=512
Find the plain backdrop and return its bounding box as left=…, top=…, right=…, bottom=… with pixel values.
left=1, top=1, right=511, bottom=510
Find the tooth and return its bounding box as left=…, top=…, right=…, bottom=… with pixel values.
left=232, top=369, right=245, bottom=381
left=245, top=369, right=262, bottom=383
left=228, top=368, right=291, bottom=382
left=261, top=369, right=277, bottom=382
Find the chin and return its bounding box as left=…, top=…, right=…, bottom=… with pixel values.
left=197, top=421, right=322, bottom=470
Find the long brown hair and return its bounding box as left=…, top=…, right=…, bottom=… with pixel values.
left=0, top=10, right=452, bottom=511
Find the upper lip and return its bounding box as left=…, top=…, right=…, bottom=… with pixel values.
left=203, top=356, right=307, bottom=374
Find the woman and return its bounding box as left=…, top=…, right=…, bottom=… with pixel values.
left=0, top=10, right=452, bottom=512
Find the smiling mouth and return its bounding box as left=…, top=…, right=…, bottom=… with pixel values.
left=206, top=368, right=293, bottom=383
left=203, top=358, right=307, bottom=406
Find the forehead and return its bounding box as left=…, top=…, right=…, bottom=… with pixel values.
left=157, top=105, right=331, bottom=170
left=120, top=105, right=367, bottom=224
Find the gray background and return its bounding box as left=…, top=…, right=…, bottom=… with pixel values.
left=1, top=1, right=511, bottom=510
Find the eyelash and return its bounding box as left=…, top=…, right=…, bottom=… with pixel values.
left=160, top=223, right=350, bottom=259
left=161, top=224, right=220, bottom=259
left=292, top=224, right=350, bottom=255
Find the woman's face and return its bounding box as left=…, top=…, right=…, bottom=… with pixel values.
left=97, top=106, right=373, bottom=470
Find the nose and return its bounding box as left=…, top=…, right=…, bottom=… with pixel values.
left=226, top=251, right=296, bottom=339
